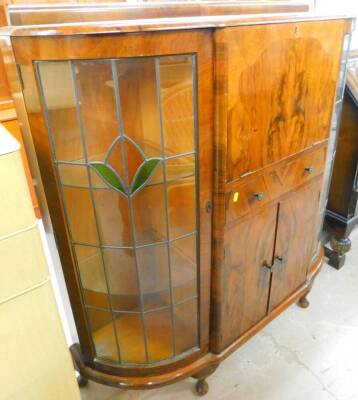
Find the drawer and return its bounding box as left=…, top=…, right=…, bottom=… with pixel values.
left=226, top=175, right=272, bottom=223
left=265, top=145, right=326, bottom=199
left=226, top=146, right=326, bottom=225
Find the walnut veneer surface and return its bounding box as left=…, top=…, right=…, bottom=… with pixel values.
left=0, top=2, right=353, bottom=395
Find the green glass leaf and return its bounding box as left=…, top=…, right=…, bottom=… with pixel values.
left=89, top=162, right=126, bottom=195
left=131, top=158, right=161, bottom=194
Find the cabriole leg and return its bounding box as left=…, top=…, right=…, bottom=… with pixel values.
left=192, top=364, right=219, bottom=396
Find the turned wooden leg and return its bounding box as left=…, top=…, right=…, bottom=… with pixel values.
left=192, top=364, right=219, bottom=396
left=71, top=344, right=89, bottom=388
left=324, top=236, right=352, bottom=270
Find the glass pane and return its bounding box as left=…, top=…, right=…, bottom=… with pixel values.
left=336, top=34, right=351, bottom=102
left=117, top=58, right=161, bottom=158
left=115, top=313, right=146, bottom=364
left=132, top=181, right=167, bottom=245
left=103, top=248, right=140, bottom=312
left=171, top=235, right=197, bottom=304
left=93, top=189, right=131, bottom=247
left=136, top=244, right=170, bottom=311
left=159, top=56, right=194, bottom=156
left=75, top=60, right=120, bottom=165
left=166, top=154, right=195, bottom=182
left=87, top=308, right=118, bottom=362
left=38, top=55, right=200, bottom=366
left=58, top=164, right=89, bottom=187
left=145, top=309, right=173, bottom=362
left=37, top=61, right=84, bottom=162
left=75, top=245, right=108, bottom=309
left=168, top=175, right=196, bottom=239
left=175, top=299, right=198, bottom=355
left=62, top=186, right=98, bottom=245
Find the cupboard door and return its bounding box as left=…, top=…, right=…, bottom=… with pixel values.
left=269, top=179, right=321, bottom=311
left=216, top=20, right=346, bottom=181
left=219, top=204, right=277, bottom=350
left=16, top=31, right=213, bottom=369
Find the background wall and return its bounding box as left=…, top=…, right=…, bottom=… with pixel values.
left=315, top=0, right=358, bottom=48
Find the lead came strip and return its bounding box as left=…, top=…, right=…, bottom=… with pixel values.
left=71, top=60, right=123, bottom=364
left=111, top=59, right=150, bottom=363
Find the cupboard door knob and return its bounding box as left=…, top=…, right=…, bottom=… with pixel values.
left=275, top=256, right=284, bottom=263
left=254, top=192, right=265, bottom=201
left=305, top=166, right=314, bottom=175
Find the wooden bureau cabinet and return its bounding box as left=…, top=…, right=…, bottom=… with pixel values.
left=0, top=3, right=353, bottom=396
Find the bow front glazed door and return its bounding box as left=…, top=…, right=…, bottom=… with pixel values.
left=16, top=31, right=213, bottom=371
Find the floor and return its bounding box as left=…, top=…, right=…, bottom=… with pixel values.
left=80, top=228, right=358, bottom=400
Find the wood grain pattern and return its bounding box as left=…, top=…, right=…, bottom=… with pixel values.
left=269, top=177, right=322, bottom=311
left=220, top=21, right=345, bottom=181
left=218, top=204, right=277, bottom=351
left=0, top=5, right=13, bottom=109
left=225, top=143, right=327, bottom=225
left=7, top=1, right=309, bottom=26
left=1, top=13, right=353, bottom=38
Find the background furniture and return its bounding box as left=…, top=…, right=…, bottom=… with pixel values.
left=325, top=54, right=358, bottom=269
left=0, top=4, right=40, bottom=218
left=0, top=125, right=80, bottom=400
left=0, top=3, right=352, bottom=395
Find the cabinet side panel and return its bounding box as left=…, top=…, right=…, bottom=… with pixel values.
left=224, top=20, right=345, bottom=181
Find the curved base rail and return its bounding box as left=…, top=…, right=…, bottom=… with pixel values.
left=71, top=247, right=324, bottom=392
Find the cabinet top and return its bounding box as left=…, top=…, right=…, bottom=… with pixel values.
left=0, top=1, right=354, bottom=37
left=7, top=1, right=309, bottom=26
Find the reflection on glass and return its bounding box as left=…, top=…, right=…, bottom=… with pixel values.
left=171, top=235, right=197, bottom=303
left=38, top=61, right=84, bottom=162
left=145, top=309, right=173, bottom=362
left=62, top=186, right=98, bottom=245
left=136, top=244, right=170, bottom=311
left=168, top=175, right=196, bottom=239
left=93, top=189, right=131, bottom=247
left=75, top=245, right=109, bottom=309
left=132, top=181, right=167, bottom=245
left=160, top=56, right=194, bottom=156
left=103, top=248, right=139, bottom=312
left=88, top=308, right=118, bottom=362
left=115, top=313, right=146, bottom=364
left=117, top=58, right=162, bottom=158
left=76, top=60, right=119, bottom=165
left=58, top=164, right=89, bottom=187
left=166, top=154, right=195, bottom=182
left=37, top=54, right=198, bottom=366
left=175, top=299, right=198, bottom=355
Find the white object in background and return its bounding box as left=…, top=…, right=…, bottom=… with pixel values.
left=0, top=125, right=80, bottom=400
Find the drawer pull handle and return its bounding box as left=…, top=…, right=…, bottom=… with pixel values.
left=262, top=262, right=273, bottom=270
left=305, top=166, right=314, bottom=175
left=254, top=192, right=265, bottom=201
